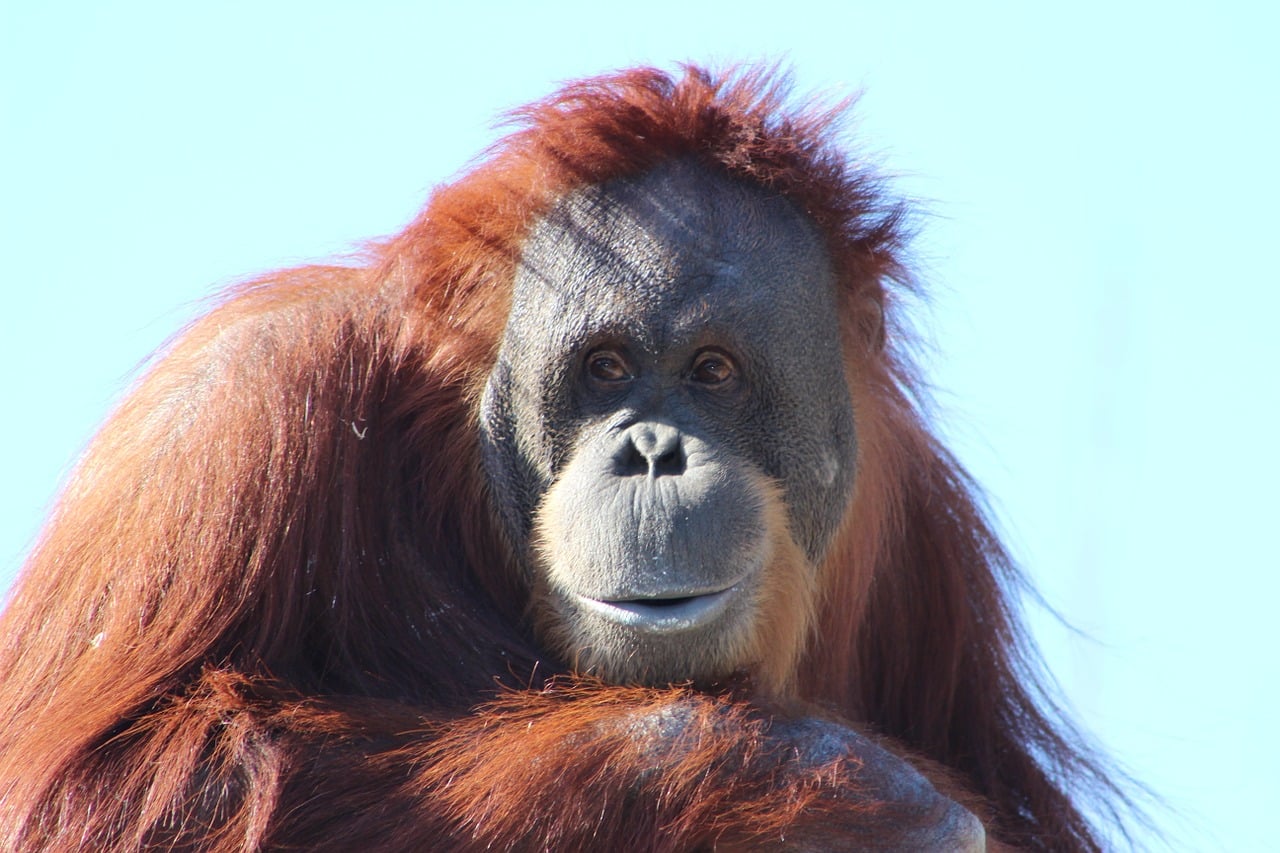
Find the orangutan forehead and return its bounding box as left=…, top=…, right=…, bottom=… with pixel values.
left=510, top=159, right=838, bottom=339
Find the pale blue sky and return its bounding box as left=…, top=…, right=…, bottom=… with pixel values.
left=3, top=3, right=1277, bottom=848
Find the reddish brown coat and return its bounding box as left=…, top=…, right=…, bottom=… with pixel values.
left=0, top=66, right=1122, bottom=850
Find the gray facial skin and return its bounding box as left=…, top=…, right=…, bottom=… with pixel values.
left=480, top=159, right=857, bottom=686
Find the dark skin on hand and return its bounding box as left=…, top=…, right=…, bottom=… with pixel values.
left=0, top=66, right=1124, bottom=851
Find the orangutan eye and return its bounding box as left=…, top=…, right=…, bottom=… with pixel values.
left=689, top=350, right=736, bottom=386
left=586, top=350, right=633, bottom=385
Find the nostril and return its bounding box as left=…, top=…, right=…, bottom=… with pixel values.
left=651, top=445, right=686, bottom=477
left=616, top=441, right=649, bottom=477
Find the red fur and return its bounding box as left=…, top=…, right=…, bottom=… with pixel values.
left=0, top=65, right=1122, bottom=850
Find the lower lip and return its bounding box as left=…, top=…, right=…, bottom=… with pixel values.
left=575, top=584, right=741, bottom=634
